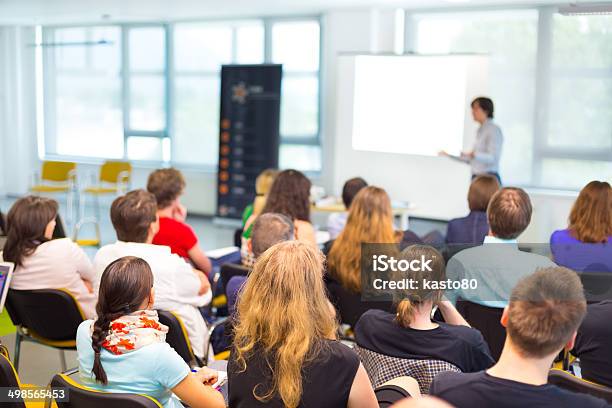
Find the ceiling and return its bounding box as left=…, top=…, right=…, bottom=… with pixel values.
left=0, top=0, right=592, bottom=25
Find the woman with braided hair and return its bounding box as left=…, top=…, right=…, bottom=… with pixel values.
left=76, top=256, right=225, bottom=408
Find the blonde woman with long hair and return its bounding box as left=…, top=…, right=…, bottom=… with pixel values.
left=327, top=186, right=401, bottom=293
left=228, top=241, right=383, bottom=408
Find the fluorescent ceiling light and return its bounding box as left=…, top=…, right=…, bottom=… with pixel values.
left=558, top=2, right=612, bottom=15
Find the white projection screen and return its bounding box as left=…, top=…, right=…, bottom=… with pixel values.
left=351, top=55, right=489, bottom=157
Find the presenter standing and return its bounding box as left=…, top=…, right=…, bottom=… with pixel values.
left=441, top=97, right=503, bottom=184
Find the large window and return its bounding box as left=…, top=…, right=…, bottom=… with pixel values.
left=409, top=9, right=612, bottom=189
left=41, top=18, right=322, bottom=171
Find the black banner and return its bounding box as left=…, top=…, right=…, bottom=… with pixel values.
left=216, top=64, right=282, bottom=219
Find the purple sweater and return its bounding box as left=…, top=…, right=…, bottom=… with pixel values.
left=550, top=229, right=612, bottom=272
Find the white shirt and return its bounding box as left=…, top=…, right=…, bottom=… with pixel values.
left=93, top=241, right=212, bottom=359
left=8, top=238, right=97, bottom=319
left=470, top=119, right=503, bottom=175
left=327, top=212, right=348, bottom=240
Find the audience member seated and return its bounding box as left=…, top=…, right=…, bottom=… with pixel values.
left=240, top=168, right=278, bottom=263
left=446, top=187, right=555, bottom=308
left=326, top=186, right=400, bottom=322
left=355, top=245, right=494, bottom=392
left=229, top=241, right=386, bottom=408
left=550, top=180, right=612, bottom=273
left=147, top=168, right=212, bottom=276
left=2, top=196, right=96, bottom=318
left=327, top=177, right=368, bottom=239
left=572, top=300, right=612, bottom=388
left=430, top=267, right=608, bottom=408
left=93, top=190, right=212, bottom=360
left=77, top=256, right=225, bottom=408
left=446, top=174, right=500, bottom=245
left=227, top=213, right=295, bottom=315
left=241, top=169, right=316, bottom=268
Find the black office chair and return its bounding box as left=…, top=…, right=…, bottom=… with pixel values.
left=579, top=271, right=612, bottom=303
left=50, top=371, right=163, bottom=408
left=233, top=228, right=243, bottom=248
left=157, top=310, right=202, bottom=368
left=5, top=288, right=85, bottom=372
left=219, top=263, right=250, bottom=294
left=456, top=299, right=505, bottom=361
left=375, top=384, right=411, bottom=408
left=326, top=279, right=392, bottom=329
left=548, top=369, right=612, bottom=404
left=0, top=353, right=26, bottom=408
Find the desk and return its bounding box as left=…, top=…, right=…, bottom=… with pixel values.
left=312, top=200, right=415, bottom=231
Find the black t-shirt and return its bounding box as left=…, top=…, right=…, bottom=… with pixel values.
left=430, top=371, right=610, bottom=408
left=573, top=300, right=612, bottom=387
left=228, top=339, right=360, bottom=408
left=354, top=309, right=494, bottom=372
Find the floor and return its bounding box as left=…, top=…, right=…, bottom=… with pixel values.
left=0, top=194, right=446, bottom=386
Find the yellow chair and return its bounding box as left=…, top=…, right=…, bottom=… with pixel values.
left=30, top=161, right=77, bottom=225
left=77, top=161, right=131, bottom=247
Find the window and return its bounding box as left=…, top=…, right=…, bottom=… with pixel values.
left=43, top=26, right=123, bottom=159
left=409, top=9, right=612, bottom=190
left=41, top=18, right=321, bottom=171
left=172, top=21, right=264, bottom=167
left=271, top=20, right=322, bottom=171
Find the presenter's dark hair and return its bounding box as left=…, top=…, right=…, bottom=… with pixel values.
left=92, top=256, right=154, bottom=384
left=472, top=97, right=494, bottom=119
left=262, top=169, right=311, bottom=222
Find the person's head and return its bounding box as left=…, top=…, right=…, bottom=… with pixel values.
left=91, top=256, right=155, bottom=384
left=3, top=196, right=58, bottom=267
left=486, top=187, right=532, bottom=239
left=341, top=177, right=368, bottom=209
left=471, top=97, right=494, bottom=123
left=568, top=180, right=612, bottom=243
left=253, top=169, right=279, bottom=216
left=249, top=213, right=295, bottom=258
left=327, top=186, right=397, bottom=293
left=468, top=174, right=501, bottom=212
left=233, top=241, right=336, bottom=408
left=394, top=245, right=446, bottom=328
left=146, top=168, right=185, bottom=210
left=110, top=190, right=158, bottom=243
left=502, top=267, right=586, bottom=359
left=261, top=169, right=311, bottom=222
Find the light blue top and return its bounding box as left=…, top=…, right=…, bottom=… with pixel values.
left=446, top=236, right=556, bottom=308
left=470, top=119, right=503, bottom=175
left=327, top=212, right=348, bottom=240
left=76, top=320, right=190, bottom=408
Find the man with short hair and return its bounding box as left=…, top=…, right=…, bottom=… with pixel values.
left=430, top=267, right=608, bottom=407
left=249, top=213, right=295, bottom=258
left=227, top=213, right=295, bottom=314
left=94, top=189, right=212, bottom=359
left=446, top=187, right=556, bottom=308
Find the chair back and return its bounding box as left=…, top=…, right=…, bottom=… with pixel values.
left=41, top=161, right=76, bottom=183
left=5, top=289, right=85, bottom=343
left=456, top=299, right=505, bottom=361
left=99, top=161, right=132, bottom=185
left=220, top=263, right=249, bottom=292
left=51, top=373, right=163, bottom=408
left=157, top=310, right=198, bottom=367
left=0, top=353, right=25, bottom=408
left=326, top=279, right=391, bottom=328
left=548, top=369, right=612, bottom=404
left=355, top=345, right=460, bottom=394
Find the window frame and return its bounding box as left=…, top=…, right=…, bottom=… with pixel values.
left=39, top=15, right=323, bottom=173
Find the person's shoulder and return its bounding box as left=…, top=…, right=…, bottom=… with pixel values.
left=76, top=320, right=94, bottom=342
left=41, top=237, right=77, bottom=251
left=551, top=384, right=610, bottom=407
left=550, top=229, right=573, bottom=243
left=439, top=322, right=485, bottom=343
left=355, top=309, right=393, bottom=332
left=431, top=370, right=481, bottom=394
left=320, top=339, right=359, bottom=365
